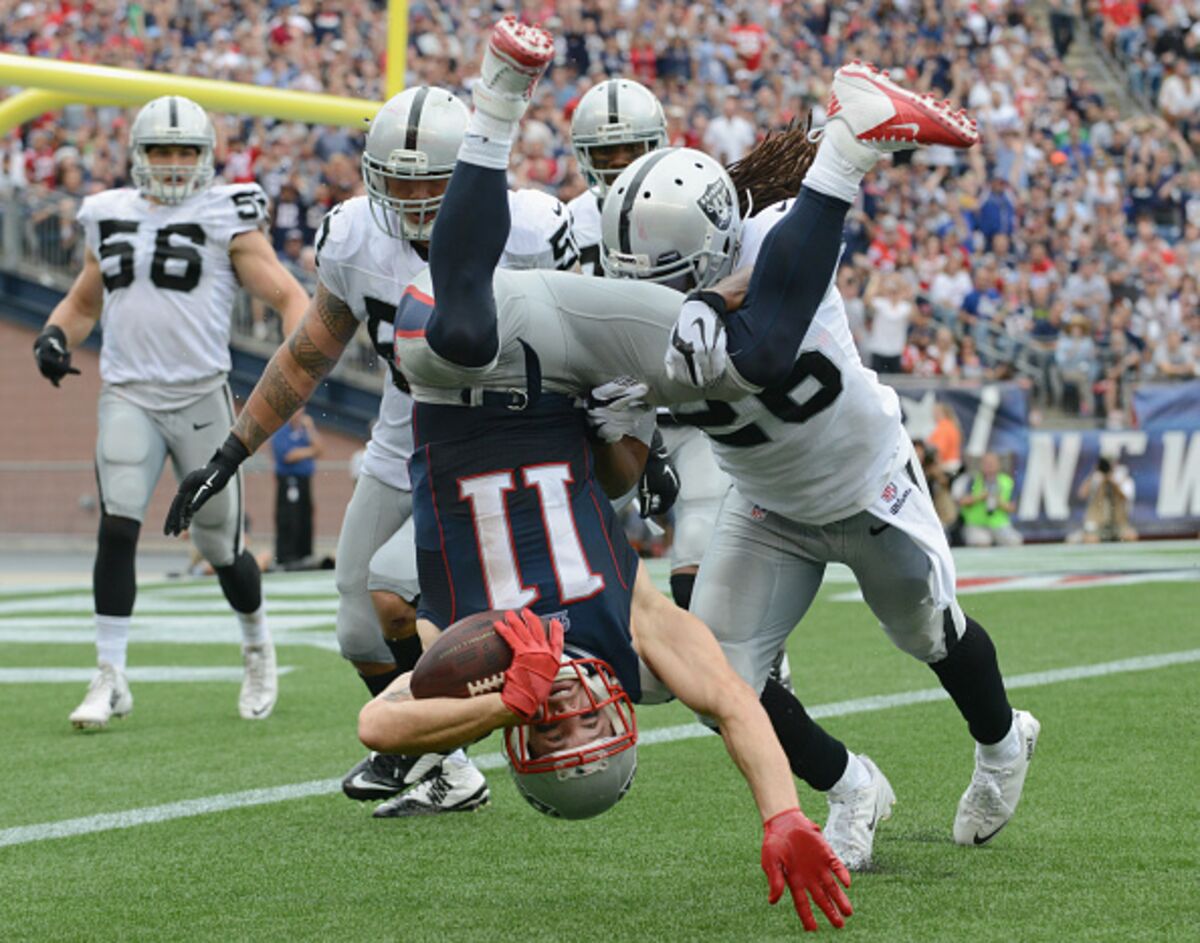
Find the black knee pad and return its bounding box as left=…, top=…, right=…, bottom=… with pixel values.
left=215, top=549, right=262, bottom=615
left=760, top=678, right=849, bottom=792
left=669, top=572, right=696, bottom=610
left=94, top=514, right=140, bottom=617
left=930, top=615, right=1013, bottom=745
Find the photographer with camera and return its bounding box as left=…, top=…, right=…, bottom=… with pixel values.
left=1070, top=455, right=1138, bottom=544
left=958, top=452, right=1023, bottom=548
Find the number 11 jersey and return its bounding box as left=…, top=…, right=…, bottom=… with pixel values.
left=77, top=183, right=269, bottom=391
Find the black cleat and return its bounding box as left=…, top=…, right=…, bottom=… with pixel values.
left=341, top=751, right=444, bottom=801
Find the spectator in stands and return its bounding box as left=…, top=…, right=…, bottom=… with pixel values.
left=271, top=409, right=323, bottom=566
left=864, top=271, right=914, bottom=375
left=1099, top=329, right=1143, bottom=428
left=1070, top=455, right=1138, bottom=543
left=930, top=251, right=973, bottom=321
left=1154, top=329, right=1198, bottom=379
left=703, top=95, right=756, bottom=164
left=958, top=452, right=1023, bottom=548
left=1158, top=55, right=1200, bottom=134
left=1055, top=315, right=1097, bottom=416
left=915, top=439, right=961, bottom=544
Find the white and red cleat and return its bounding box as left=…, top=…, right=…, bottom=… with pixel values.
left=823, top=61, right=978, bottom=165
left=472, top=15, right=555, bottom=122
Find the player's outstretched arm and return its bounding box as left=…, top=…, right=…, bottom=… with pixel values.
left=163, top=282, right=358, bottom=536
left=33, top=250, right=103, bottom=386
left=229, top=229, right=310, bottom=336
left=358, top=672, right=515, bottom=755
left=628, top=563, right=852, bottom=932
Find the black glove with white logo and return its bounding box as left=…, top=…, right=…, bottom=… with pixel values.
left=33, top=325, right=81, bottom=387
left=164, top=434, right=250, bottom=536
left=638, top=428, right=680, bottom=519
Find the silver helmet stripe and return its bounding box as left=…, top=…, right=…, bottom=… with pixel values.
left=404, top=86, right=430, bottom=152
left=617, top=148, right=674, bottom=254
left=607, top=81, right=618, bottom=124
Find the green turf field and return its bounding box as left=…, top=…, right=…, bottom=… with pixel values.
left=1, top=547, right=1197, bottom=942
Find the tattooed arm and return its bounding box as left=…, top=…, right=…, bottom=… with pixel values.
left=231, top=282, right=360, bottom=453
left=357, top=671, right=517, bottom=754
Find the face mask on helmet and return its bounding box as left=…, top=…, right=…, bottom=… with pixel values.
left=505, top=657, right=638, bottom=820
left=363, top=87, right=468, bottom=242
left=129, top=96, right=216, bottom=205
left=572, top=80, right=667, bottom=198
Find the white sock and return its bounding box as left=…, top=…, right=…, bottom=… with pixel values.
left=828, top=753, right=871, bottom=799
left=95, top=614, right=130, bottom=672
left=802, top=123, right=876, bottom=203
left=458, top=110, right=517, bottom=170
left=237, top=605, right=270, bottom=648
left=977, top=713, right=1021, bottom=765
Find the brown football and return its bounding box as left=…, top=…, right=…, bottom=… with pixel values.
left=410, top=609, right=521, bottom=700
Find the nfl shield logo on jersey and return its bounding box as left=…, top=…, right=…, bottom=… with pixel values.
left=696, top=179, right=733, bottom=231
left=882, top=483, right=898, bottom=503
left=750, top=504, right=767, bottom=522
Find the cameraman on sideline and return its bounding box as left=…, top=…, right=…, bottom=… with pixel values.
left=957, top=452, right=1023, bottom=548
left=1070, top=456, right=1139, bottom=544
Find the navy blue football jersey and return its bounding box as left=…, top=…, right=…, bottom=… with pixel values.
left=410, top=395, right=643, bottom=701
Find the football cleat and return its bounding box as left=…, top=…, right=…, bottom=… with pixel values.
left=815, top=61, right=978, bottom=171
left=953, top=710, right=1041, bottom=846
left=824, top=754, right=896, bottom=871
left=238, top=642, right=278, bottom=720
left=472, top=15, right=555, bottom=122
left=69, top=662, right=133, bottom=730
left=372, top=756, right=490, bottom=818
left=342, top=751, right=444, bottom=801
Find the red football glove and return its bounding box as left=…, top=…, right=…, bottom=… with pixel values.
left=492, top=608, right=564, bottom=721
left=761, top=809, right=853, bottom=932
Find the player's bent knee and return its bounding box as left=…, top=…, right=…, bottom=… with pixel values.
left=372, top=590, right=417, bottom=640
left=190, top=524, right=238, bottom=569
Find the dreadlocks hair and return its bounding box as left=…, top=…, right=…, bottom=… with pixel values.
left=726, top=112, right=818, bottom=218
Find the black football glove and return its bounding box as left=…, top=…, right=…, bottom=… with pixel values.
left=164, top=433, right=250, bottom=536
left=637, top=428, right=680, bottom=519
left=33, top=325, right=81, bottom=387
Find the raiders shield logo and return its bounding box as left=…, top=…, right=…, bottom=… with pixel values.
left=696, top=179, right=733, bottom=231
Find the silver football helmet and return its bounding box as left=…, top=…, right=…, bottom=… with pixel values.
left=600, top=147, right=741, bottom=291
left=571, top=79, right=667, bottom=197
left=129, top=96, right=215, bottom=204
left=362, top=85, right=468, bottom=241
left=505, top=656, right=638, bottom=820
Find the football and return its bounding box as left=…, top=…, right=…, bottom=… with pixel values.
left=410, top=609, right=534, bottom=700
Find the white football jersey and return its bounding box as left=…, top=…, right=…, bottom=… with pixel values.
left=567, top=189, right=604, bottom=276
left=671, top=199, right=909, bottom=523
left=398, top=198, right=910, bottom=526
left=317, top=191, right=576, bottom=491
left=77, top=183, right=269, bottom=391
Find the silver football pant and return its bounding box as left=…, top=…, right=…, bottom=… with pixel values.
left=95, top=384, right=242, bottom=567
left=660, top=423, right=731, bottom=571
left=334, top=471, right=418, bottom=663
left=692, top=461, right=963, bottom=695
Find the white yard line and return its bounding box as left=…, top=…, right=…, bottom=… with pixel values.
left=2, top=647, right=1198, bottom=850
left=0, top=667, right=297, bottom=684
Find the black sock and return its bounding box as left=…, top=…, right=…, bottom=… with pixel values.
left=215, top=549, right=262, bottom=614
left=929, top=615, right=1013, bottom=744
left=760, top=678, right=849, bottom=792
left=385, top=635, right=424, bottom=674
left=361, top=667, right=403, bottom=698
left=669, top=572, right=696, bottom=610
left=94, top=514, right=139, bottom=616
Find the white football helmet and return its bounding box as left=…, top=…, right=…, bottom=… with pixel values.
left=362, top=86, right=468, bottom=241
left=571, top=79, right=667, bottom=197
left=600, top=147, right=741, bottom=291
left=129, top=95, right=215, bottom=204
left=505, top=656, right=637, bottom=820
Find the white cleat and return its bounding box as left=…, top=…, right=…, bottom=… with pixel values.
left=954, top=710, right=1041, bottom=846
left=825, top=754, right=896, bottom=871
left=471, top=14, right=555, bottom=122
left=373, top=756, right=490, bottom=818
left=816, top=61, right=978, bottom=171
left=69, top=662, right=133, bottom=730
left=238, top=642, right=278, bottom=720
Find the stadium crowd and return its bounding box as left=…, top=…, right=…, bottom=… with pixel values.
left=1, top=0, right=1197, bottom=428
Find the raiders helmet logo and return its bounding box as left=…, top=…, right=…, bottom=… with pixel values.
left=696, top=179, right=733, bottom=231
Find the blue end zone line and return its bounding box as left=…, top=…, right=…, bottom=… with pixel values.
left=2, top=647, right=1198, bottom=849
